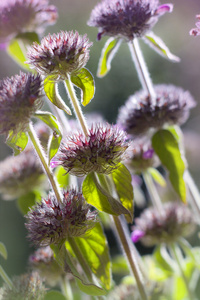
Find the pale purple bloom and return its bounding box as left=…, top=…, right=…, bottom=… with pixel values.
left=131, top=229, right=145, bottom=243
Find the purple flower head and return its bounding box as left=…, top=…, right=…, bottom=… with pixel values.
left=0, top=72, right=42, bottom=135
left=132, top=202, right=196, bottom=246
left=117, top=84, right=196, bottom=137
left=190, top=15, right=200, bottom=36
left=26, top=31, right=92, bottom=80
left=0, top=0, right=58, bottom=44
left=25, top=189, right=97, bottom=246
left=88, top=0, right=173, bottom=41
left=52, top=124, right=129, bottom=177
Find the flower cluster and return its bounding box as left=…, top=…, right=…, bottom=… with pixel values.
left=25, top=189, right=97, bottom=246
left=88, top=0, right=173, bottom=41
left=117, top=84, right=196, bottom=137
left=51, top=124, right=129, bottom=176
left=0, top=72, right=42, bottom=135
left=27, top=31, right=92, bottom=80
left=131, top=202, right=196, bottom=246
left=0, top=0, right=58, bottom=44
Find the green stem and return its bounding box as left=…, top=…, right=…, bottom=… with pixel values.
left=0, top=266, right=13, bottom=289
left=60, top=277, right=73, bottom=300
left=65, top=76, right=89, bottom=136
left=170, top=243, right=195, bottom=300
left=128, top=39, right=156, bottom=104
left=184, top=170, right=200, bottom=219
left=28, top=122, right=62, bottom=203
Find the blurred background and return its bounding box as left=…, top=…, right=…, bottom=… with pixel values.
left=0, top=0, right=200, bottom=282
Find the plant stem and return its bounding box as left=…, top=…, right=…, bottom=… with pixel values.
left=112, top=215, right=148, bottom=300
left=143, top=171, right=163, bottom=213
left=28, top=122, right=62, bottom=203
left=184, top=170, right=200, bottom=219
left=170, top=243, right=195, bottom=300
left=128, top=39, right=156, bottom=105
left=60, top=277, right=73, bottom=300
left=0, top=266, right=13, bottom=289
left=65, top=76, right=89, bottom=136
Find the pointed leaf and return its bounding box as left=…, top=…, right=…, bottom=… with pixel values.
left=97, top=38, right=122, bottom=77
left=44, top=77, right=72, bottom=115
left=0, top=266, right=13, bottom=288
left=44, top=291, right=66, bottom=300
left=70, top=68, right=95, bottom=106
left=48, top=133, right=62, bottom=162
left=55, top=166, right=70, bottom=188
left=0, top=242, right=7, bottom=260
left=147, top=167, right=166, bottom=187
left=144, top=32, right=180, bottom=62
left=152, top=129, right=186, bottom=202
left=6, top=131, right=28, bottom=155
left=111, top=164, right=134, bottom=223
left=82, top=173, right=128, bottom=215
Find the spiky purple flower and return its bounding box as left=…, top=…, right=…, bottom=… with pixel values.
left=117, top=84, right=196, bottom=137
left=0, top=0, right=58, bottom=44
left=0, top=72, right=42, bottom=135
left=88, top=0, right=173, bottom=41
left=190, top=15, right=200, bottom=36
left=51, top=124, right=129, bottom=177
left=131, top=202, right=196, bottom=246
left=25, top=189, right=97, bottom=246
left=26, top=31, right=92, bottom=80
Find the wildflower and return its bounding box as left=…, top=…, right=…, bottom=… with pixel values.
left=0, top=148, right=46, bottom=200
left=117, top=84, right=196, bottom=137
left=26, top=31, right=92, bottom=80
left=29, top=246, right=64, bottom=286
left=25, top=189, right=97, bottom=246
left=0, top=272, right=46, bottom=300
left=0, top=72, right=42, bottom=135
left=51, top=124, right=129, bottom=177
left=125, top=139, right=160, bottom=173
left=190, top=15, right=200, bottom=36
left=0, top=0, right=58, bottom=44
left=88, top=0, right=173, bottom=41
left=131, top=202, right=196, bottom=246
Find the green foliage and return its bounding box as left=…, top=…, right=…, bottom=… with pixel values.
left=144, top=32, right=180, bottom=62
left=97, top=38, right=122, bottom=77
left=0, top=242, right=7, bottom=260
left=6, top=131, right=28, bottom=155
left=147, top=168, right=166, bottom=187
left=153, top=246, right=174, bottom=277
left=55, top=166, right=70, bottom=188
left=17, top=191, right=40, bottom=215
left=44, top=77, right=72, bottom=115
left=112, top=255, right=129, bottom=276
left=44, top=291, right=66, bottom=300
left=152, top=129, right=186, bottom=202
left=111, top=164, right=134, bottom=223
left=71, top=68, right=95, bottom=106
left=82, top=173, right=128, bottom=216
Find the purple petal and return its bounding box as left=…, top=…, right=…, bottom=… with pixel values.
left=0, top=43, right=7, bottom=50
left=50, top=161, right=60, bottom=169
left=131, top=230, right=145, bottom=243
left=156, top=4, right=173, bottom=16
left=143, top=149, right=154, bottom=159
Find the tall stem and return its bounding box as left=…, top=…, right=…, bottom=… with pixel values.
left=28, top=122, right=62, bottom=203
left=64, top=76, right=89, bottom=136
left=60, top=277, right=73, bottom=300
left=112, top=215, right=148, bottom=300
left=128, top=39, right=156, bottom=104
left=184, top=170, right=200, bottom=219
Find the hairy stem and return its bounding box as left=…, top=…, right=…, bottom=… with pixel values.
left=28, top=122, right=62, bottom=203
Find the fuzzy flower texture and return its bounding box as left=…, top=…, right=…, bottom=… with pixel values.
left=88, top=0, right=173, bottom=41
left=51, top=124, right=129, bottom=177
left=27, top=31, right=92, bottom=80
left=0, top=0, right=58, bottom=45
left=25, top=189, right=97, bottom=246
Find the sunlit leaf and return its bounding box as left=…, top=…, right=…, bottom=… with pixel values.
left=144, top=32, right=180, bottom=62
left=44, top=291, right=66, bottom=300
left=111, top=164, right=134, bottom=223
left=147, top=168, right=166, bottom=187
left=152, top=129, right=186, bottom=202
left=48, top=133, right=62, bottom=162
left=97, top=38, right=122, bottom=77
left=55, top=166, right=70, bottom=188
left=153, top=246, right=174, bottom=276
left=6, top=131, right=28, bottom=155
left=44, top=77, right=72, bottom=115
left=0, top=242, right=7, bottom=260
left=70, top=68, right=95, bottom=106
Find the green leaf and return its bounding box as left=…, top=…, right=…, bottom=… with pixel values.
left=111, top=164, right=134, bottom=223
left=172, top=276, right=187, bottom=300
left=112, top=255, right=129, bottom=276
left=74, top=223, right=111, bottom=290
left=0, top=266, right=13, bottom=289
left=44, top=291, right=66, bottom=300
left=0, top=242, right=7, bottom=260
left=97, top=38, right=122, bottom=77
left=48, top=133, right=62, bottom=162
left=144, top=32, right=180, bottom=62
left=152, top=129, right=186, bottom=202
left=55, top=166, right=70, bottom=188
left=44, top=77, right=72, bottom=115
left=153, top=246, right=174, bottom=276
left=82, top=173, right=128, bottom=216
left=6, top=131, right=28, bottom=155
left=70, top=68, right=95, bottom=106
left=7, top=32, right=39, bottom=71
left=147, top=168, right=166, bottom=187
left=17, top=191, right=38, bottom=215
